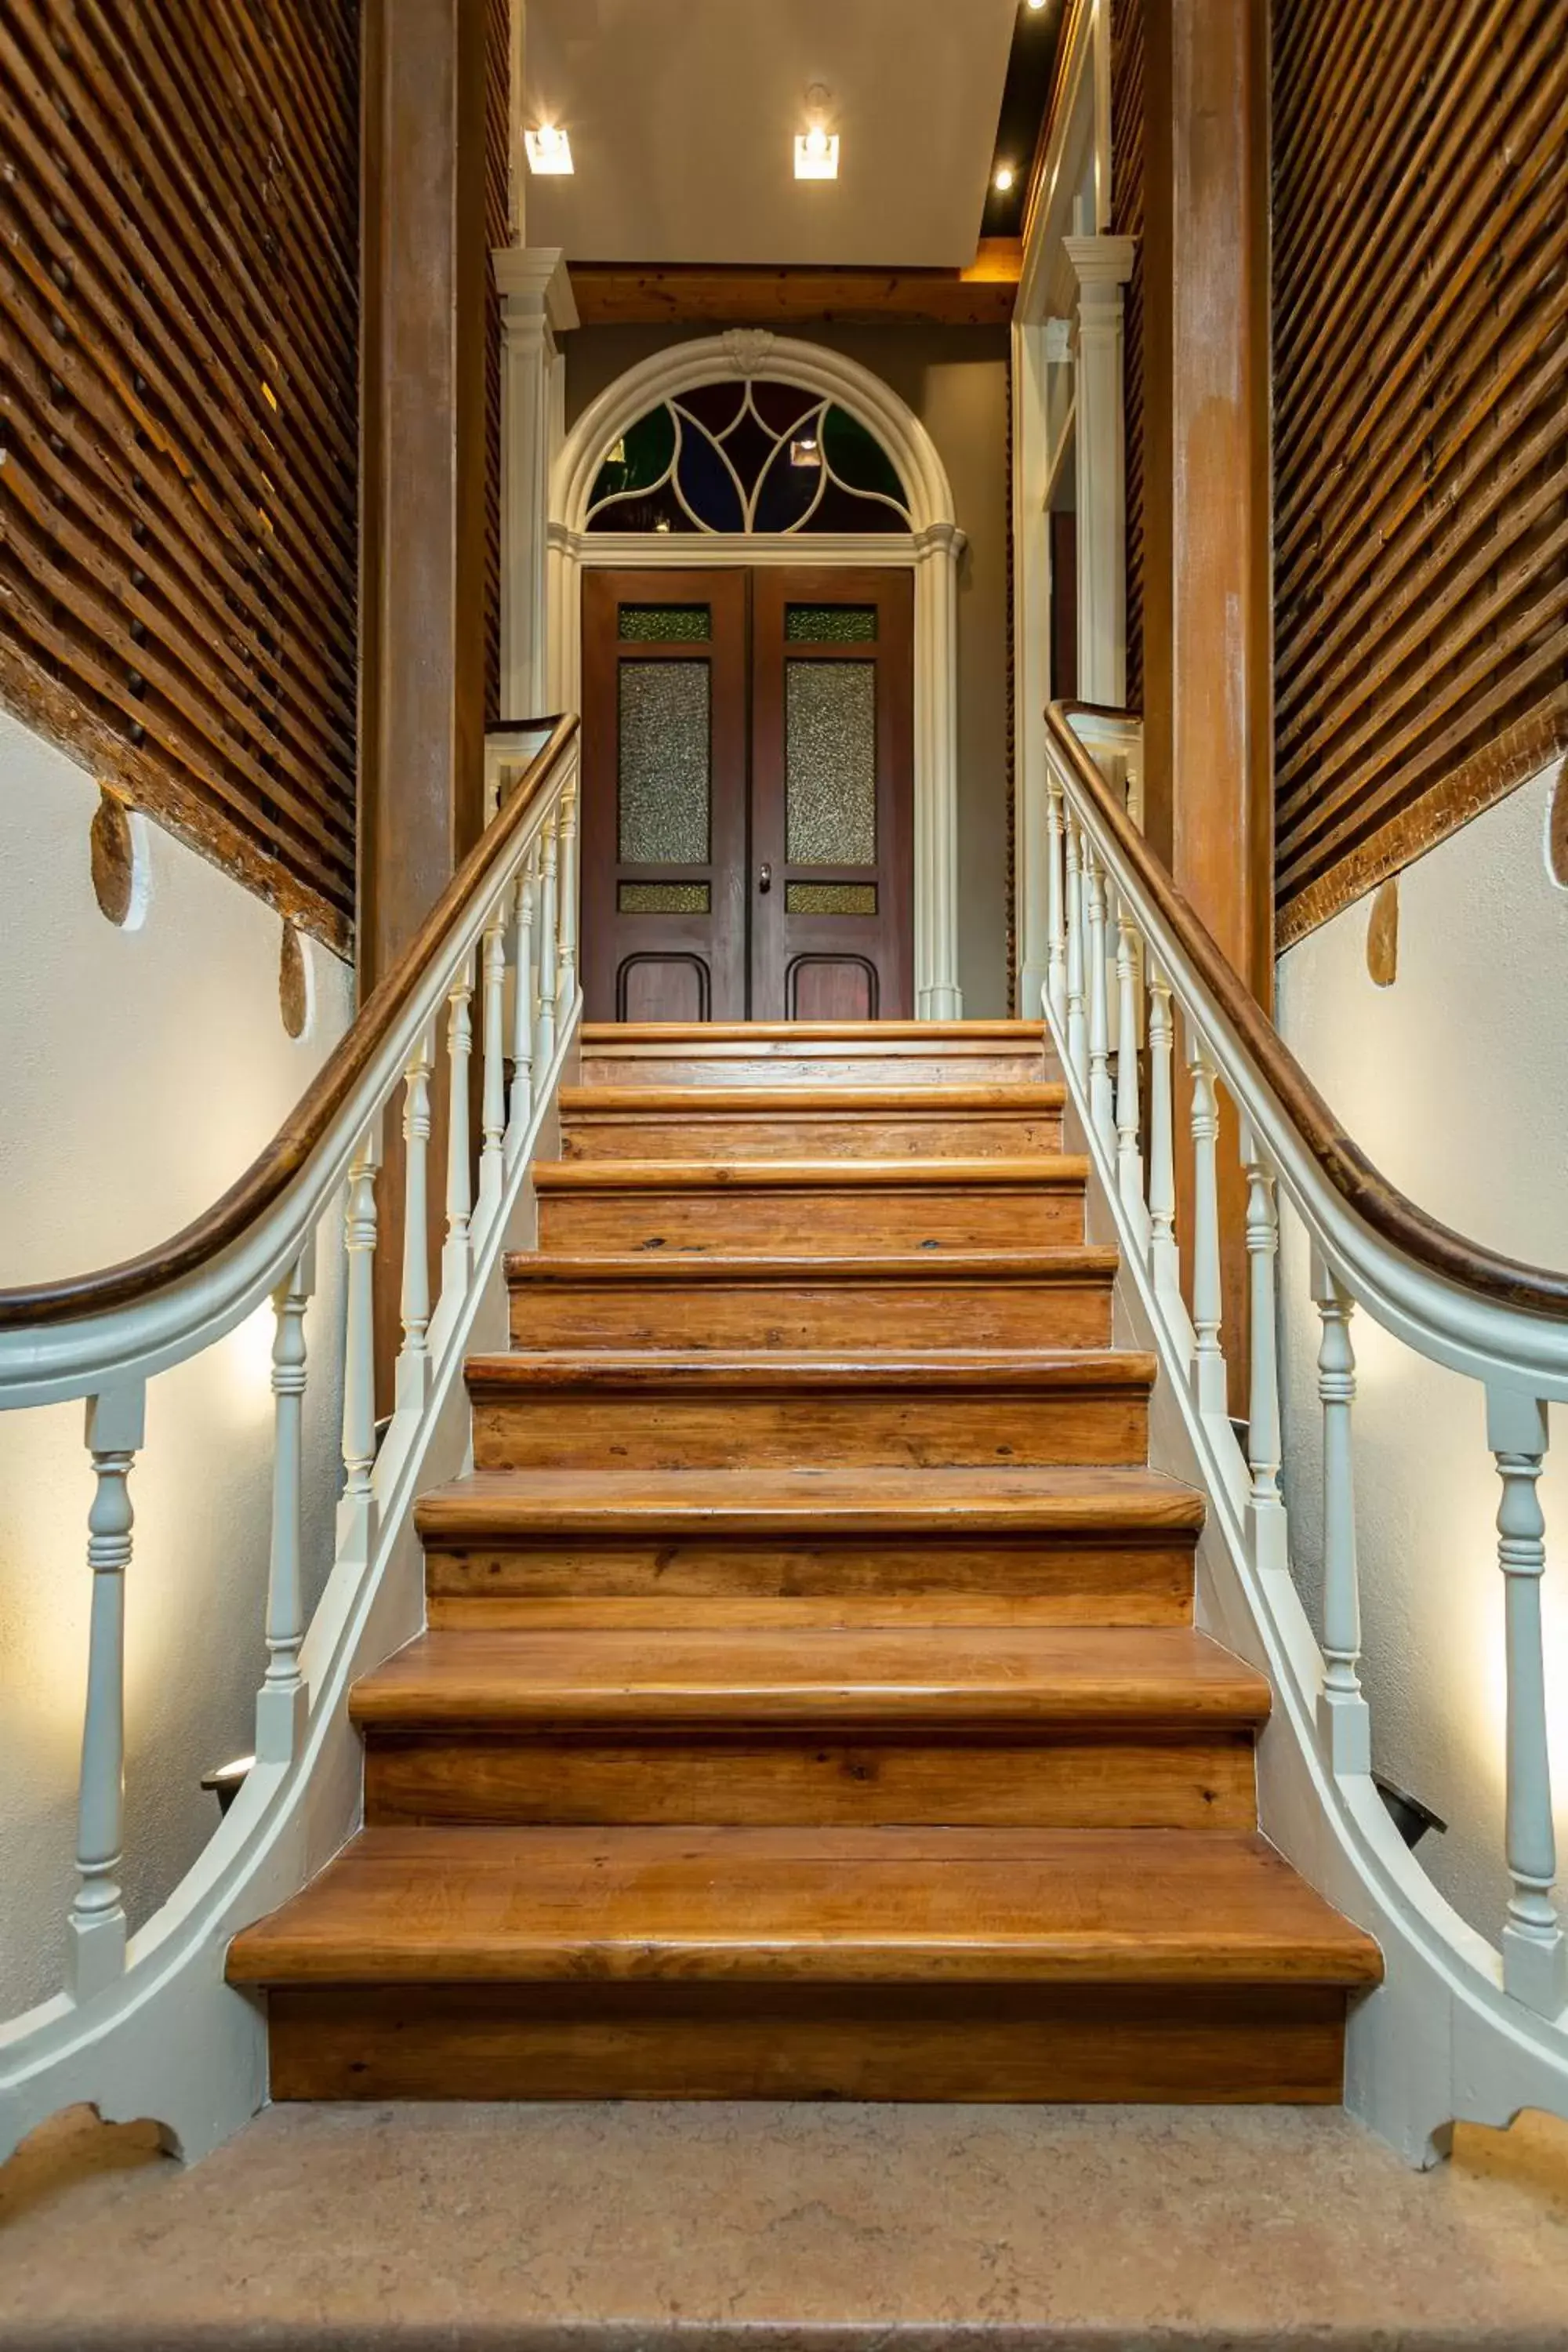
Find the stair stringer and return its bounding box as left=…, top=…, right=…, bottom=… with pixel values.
left=0, top=1023, right=581, bottom=2169
left=1064, top=1087, right=1568, bottom=2166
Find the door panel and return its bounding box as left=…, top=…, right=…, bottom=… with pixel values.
left=750, top=570, right=913, bottom=1021
left=582, top=571, right=749, bottom=1021
left=581, top=567, right=913, bottom=1021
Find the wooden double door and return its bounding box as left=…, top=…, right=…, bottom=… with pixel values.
left=582, top=568, right=913, bottom=1022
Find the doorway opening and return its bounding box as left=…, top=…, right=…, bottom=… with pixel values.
left=581, top=566, right=913, bottom=1022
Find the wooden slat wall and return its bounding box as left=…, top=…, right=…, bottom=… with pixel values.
left=483, top=0, right=510, bottom=726
left=0, top=0, right=360, bottom=950
left=1111, top=0, right=1146, bottom=717
left=1273, top=0, right=1568, bottom=946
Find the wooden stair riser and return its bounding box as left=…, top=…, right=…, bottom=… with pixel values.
left=469, top=1382, right=1150, bottom=1473
left=506, top=1270, right=1114, bottom=1352
left=362, top=1728, right=1258, bottom=1832
left=264, top=1980, right=1351, bottom=2104
left=423, top=1534, right=1198, bottom=1628
left=535, top=1181, right=1086, bottom=1255
left=579, top=1051, right=1051, bottom=1091
left=562, top=1111, right=1065, bottom=1161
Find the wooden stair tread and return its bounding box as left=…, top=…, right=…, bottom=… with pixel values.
left=228, top=1825, right=1381, bottom=1988
left=465, top=1348, right=1156, bottom=1396
left=562, top=1084, right=1066, bottom=1113
left=504, top=1247, right=1120, bottom=1285
left=535, top=1156, right=1087, bottom=1191
left=416, top=1462, right=1207, bottom=1539
left=583, top=1022, right=1046, bottom=1044
left=350, top=1624, right=1269, bottom=1727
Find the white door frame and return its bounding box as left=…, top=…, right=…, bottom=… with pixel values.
left=548, top=329, right=966, bottom=1019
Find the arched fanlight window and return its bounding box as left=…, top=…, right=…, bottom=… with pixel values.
left=586, top=379, right=912, bottom=535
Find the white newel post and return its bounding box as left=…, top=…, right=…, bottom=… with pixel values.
left=1045, top=769, right=1067, bottom=1025
left=256, top=1238, right=316, bottom=1764
left=1185, top=1025, right=1228, bottom=1419
left=507, top=850, right=537, bottom=1154
left=557, top=771, right=579, bottom=1018
left=1084, top=845, right=1112, bottom=1143
left=395, top=1029, right=434, bottom=1415
left=1314, top=1254, right=1372, bottom=1774
left=914, top=521, right=964, bottom=1020
left=1486, top=1385, right=1568, bottom=2016
left=441, top=960, right=475, bottom=1301
left=537, top=812, right=559, bottom=1072
left=1145, top=967, right=1181, bottom=1312
left=1113, top=903, right=1144, bottom=1218
left=1063, top=234, right=1136, bottom=706
left=1065, top=819, right=1087, bottom=1082
left=1240, top=1126, right=1289, bottom=1577
left=70, top=1381, right=146, bottom=2002
left=478, top=900, right=509, bottom=1228
left=494, top=247, right=577, bottom=718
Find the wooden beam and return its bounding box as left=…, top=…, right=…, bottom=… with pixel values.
left=568, top=246, right=1022, bottom=329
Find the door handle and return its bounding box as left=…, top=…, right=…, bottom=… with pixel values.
left=758, top=862, right=772, bottom=895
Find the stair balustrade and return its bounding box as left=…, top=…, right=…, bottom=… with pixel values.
left=0, top=716, right=582, bottom=2164
left=1044, top=700, right=1568, bottom=2156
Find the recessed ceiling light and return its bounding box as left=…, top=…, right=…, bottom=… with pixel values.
left=1026, top=0, right=1049, bottom=11
left=794, top=122, right=840, bottom=180
left=993, top=164, right=1016, bottom=193
left=524, top=123, right=573, bottom=176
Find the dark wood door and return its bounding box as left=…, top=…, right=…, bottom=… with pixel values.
left=750, top=569, right=913, bottom=1020
left=580, top=566, right=913, bottom=1021
left=582, top=569, right=749, bottom=1022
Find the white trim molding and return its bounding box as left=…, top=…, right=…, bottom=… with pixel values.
left=495, top=245, right=577, bottom=719
left=1065, top=234, right=1137, bottom=707
left=550, top=328, right=967, bottom=1020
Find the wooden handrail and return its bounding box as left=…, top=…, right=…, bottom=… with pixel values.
left=1048, top=699, right=1568, bottom=1318
left=0, top=715, right=579, bottom=1330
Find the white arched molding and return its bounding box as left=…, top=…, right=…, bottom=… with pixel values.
left=549, top=328, right=966, bottom=1020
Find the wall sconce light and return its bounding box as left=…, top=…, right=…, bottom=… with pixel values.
left=794, top=123, right=840, bottom=180
left=524, top=123, right=574, bottom=176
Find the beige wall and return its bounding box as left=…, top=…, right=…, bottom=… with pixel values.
left=561, top=323, right=1012, bottom=1016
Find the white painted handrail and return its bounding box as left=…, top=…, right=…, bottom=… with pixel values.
left=0, top=716, right=581, bottom=2162
left=1044, top=700, right=1568, bottom=2158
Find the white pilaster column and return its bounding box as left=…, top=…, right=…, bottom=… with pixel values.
left=1063, top=234, right=1136, bottom=707
left=914, top=520, right=964, bottom=1021
left=494, top=245, right=578, bottom=719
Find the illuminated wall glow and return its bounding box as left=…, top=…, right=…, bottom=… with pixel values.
left=1277, top=758, right=1568, bottom=1941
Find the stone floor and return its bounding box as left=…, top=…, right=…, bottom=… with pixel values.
left=3, top=2099, right=1568, bottom=2349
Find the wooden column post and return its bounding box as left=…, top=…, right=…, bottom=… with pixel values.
left=1142, top=0, right=1272, bottom=1406
left=358, top=0, right=491, bottom=1399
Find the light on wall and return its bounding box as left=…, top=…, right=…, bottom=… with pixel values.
left=993, top=164, right=1016, bottom=193
left=524, top=123, right=574, bottom=175
left=794, top=123, right=839, bottom=180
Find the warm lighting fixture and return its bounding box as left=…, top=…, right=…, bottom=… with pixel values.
left=201, top=1755, right=255, bottom=1817
left=1026, top=0, right=1049, bottom=10
left=993, top=164, right=1016, bottom=193
left=789, top=434, right=821, bottom=468
left=524, top=123, right=574, bottom=175
left=794, top=122, right=840, bottom=180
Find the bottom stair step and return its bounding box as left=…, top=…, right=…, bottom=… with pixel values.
left=229, top=1825, right=1381, bottom=2104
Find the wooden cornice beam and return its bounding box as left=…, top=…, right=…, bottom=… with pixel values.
left=567, top=243, right=1022, bottom=329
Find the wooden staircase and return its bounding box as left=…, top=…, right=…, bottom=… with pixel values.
left=228, top=1020, right=1381, bottom=2102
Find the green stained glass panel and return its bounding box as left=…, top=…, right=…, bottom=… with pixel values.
left=785, top=604, right=878, bottom=643
left=619, top=604, right=712, bottom=641
left=618, top=662, right=710, bottom=865
left=589, top=405, right=677, bottom=509
left=785, top=661, right=877, bottom=867
left=822, top=405, right=908, bottom=507
left=786, top=883, right=878, bottom=915
left=618, top=882, right=711, bottom=913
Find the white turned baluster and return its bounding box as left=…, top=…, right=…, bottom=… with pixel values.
left=1146, top=967, right=1181, bottom=1309
left=1186, top=1023, right=1227, bottom=1417
left=69, top=1382, right=145, bottom=2002
left=1314, top=1254, right=1371, bottom=1773
left=556, top=774, right=579, bottom=1018
left=256, top=1239, right=315, bottom=1764
left=477, top=901, right=508, bottom=1227
left=1487, top=1386, right=1567, bottom=2016
left=1046, top=768, right=1067, bottom=1025
left=441, top=958, right=474, bottom=1300
left=507, top=851, right=537, bottom=1157
left=1064, top=817, right=1087, bottom=1082
left=337, top=1123, right=380, bottom=1568
left=395, top=1030, right=434, bottom=1414
left=1241, top=1125, right=1289, bottom=1577
left=536, top=811, right=559, bottom=1075
left=1114, top=902, right=1144, bottom=1216
left=1085, top=845, right=1113, bottom=1142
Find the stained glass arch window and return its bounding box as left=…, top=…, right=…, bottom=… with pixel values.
left=586, top=379, right=913, bottom=537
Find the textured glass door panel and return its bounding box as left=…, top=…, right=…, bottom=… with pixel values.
left=785, top=660, right=876, bottom=866
left=618, top=880, right=712, bottom=913
left=785, top=604, right=877, bottom=642
left=785, top=881, right=877, bottom=915
left=619, top=603, right=712, bottom=641
left=618, top=662, right=711, bottom=864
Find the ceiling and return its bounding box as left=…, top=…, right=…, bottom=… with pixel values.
left=521, top=0, right=1020, bottom=270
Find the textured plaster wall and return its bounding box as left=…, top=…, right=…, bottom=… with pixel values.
left=0, top=708, right=354, bottom=2016
left=1276, top=762, right=1568, bottom=1940
left=562, top=322, right=1013, bottom=1016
